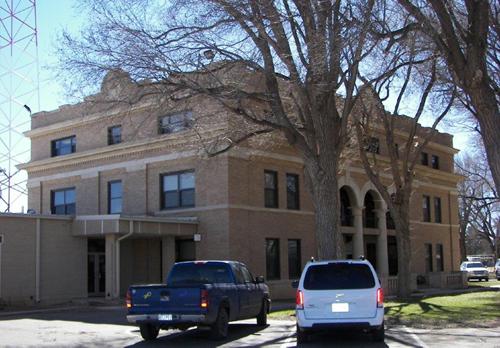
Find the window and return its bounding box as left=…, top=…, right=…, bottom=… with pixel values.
left=421, top=152, right=429, bottom=166
left=386, top=211, right=395, bottom=229
left=434, top=197, right=442, bottom=223
left=159, top=111, right=193, bottom=134
left=286, top=174, right=300, bottom=210
left=108, top=180, right=122, bottom=214
left=108, top=125, right=122, bottom=145
left=51, top=187, right=76, bottom=215
left=436, top=244, right=444, bottom=272
left=303, top=263, right=375, bottom=290
left=51, top=136, right=76, bottom=157
left=422, top=195, right=431, bottom=222
left=364, top=137, right=380, bottom=154
left=288, top=239, right=301, bottom=279
left=425, top=243, right=433, bottom=273
left=431, top=155, right=440, bottom=169
left=264, top=170, right=278, bottom=208
left=394, top=143, right=399, bottom=158
left=266, top=238, right=280, bottom=280
left=161, top=171, right=195, bottom=209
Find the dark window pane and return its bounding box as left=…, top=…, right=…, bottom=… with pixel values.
left=52, top=136, right=76, bottom=157
left=168, top=262, right=232, bottom=286
left=434, top=197, right=442, bottom=223
left=436, top=244, right=444, bottom=272
left=265, top=189, right=278, bottom=208
left=422, top=195, right=431, bottom=222
left=365, top=137, right=380, bottom=154
left=66, top=203, right=76, bottom=215
left=363, top=192, right=377, bottom=228
left=421, top=152, right=429, bottom=166
left=431, top=155, right=439, bottom=169
left=288, top=239, right=301, bottom=279
left=264, top=171, right=277, bottom=189
left=180, top=189, right=195, bottom=207
left=108, top=126, right=122, bottom=145
left=264, top=170, right=278, bottom=208
left=266, top=239, right=280, bottom=280
left=340, top=188, right=353, bottom=226
left=165, top=191, right=179, bottom=208
left=54, top=205, right=65, bottom=215
left=286, top=174, right=300, bottom=210
left=159, top=111, right=193, bottom=134
left=304, top=263, right=375, bottom=290
left=425, top=244, right=433, bottom=272
left=65, top=189, right=75, bottom=204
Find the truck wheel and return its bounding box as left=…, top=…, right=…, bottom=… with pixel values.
left=296, top=324, right=309, bottom=343
left=139, top=324, right=159, bottom=341
left=211, top=307, right=229, bottom=340
left=372, top=323, right=385, bottom=342
left=257, top=300, right=268, bottom=326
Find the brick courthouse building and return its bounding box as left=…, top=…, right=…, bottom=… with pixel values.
left=0, top=68, right=463, bottom=305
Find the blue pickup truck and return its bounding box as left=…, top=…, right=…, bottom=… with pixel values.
left=126, top=260, right=271, bottom=341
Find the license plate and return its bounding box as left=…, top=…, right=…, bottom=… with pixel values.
left=331, top=303, right=349, bottom=312
left=158, top=314, right=173, bottom=321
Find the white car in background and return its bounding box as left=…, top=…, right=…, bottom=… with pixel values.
left=460, top=261, right=489, bottom=281
left=293, top=259, right=384, bottom=343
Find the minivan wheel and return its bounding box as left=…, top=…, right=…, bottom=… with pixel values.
left=211, top=307, right=229, bottom=340
left=257, top=300, right=268, bottom=326
left=139, top=324, right=159, bottom=341
left=296, top=324, right=309, bottom=343
left=372, top=323, right=385, bottom=342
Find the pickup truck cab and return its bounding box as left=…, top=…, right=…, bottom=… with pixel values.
left=126, top=260, right=271, bottom=341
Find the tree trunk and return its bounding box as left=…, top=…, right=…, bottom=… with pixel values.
left=468, top=84, right=500, bottom=199
left=303, top=157, right=343, bottom=260
left=391, top=202, right=413, bottom=299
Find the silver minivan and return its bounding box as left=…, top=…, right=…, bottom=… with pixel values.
left=294, top=259, right=384, bottom=343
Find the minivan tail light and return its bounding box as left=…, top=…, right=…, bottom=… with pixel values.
left=296, top=290, right=304, bottom=309
left=125, top=290, right=132, bottom=309
left=200, top=289, right=209, bottom=308
left=377, top=288, right=383, bottom=308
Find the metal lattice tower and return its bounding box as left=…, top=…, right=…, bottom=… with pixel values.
left=0, top=0, right=39, bottom=212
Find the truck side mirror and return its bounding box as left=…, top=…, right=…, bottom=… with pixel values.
left=255, top=276, right=265, bottom=283
left=291, top=280, right=299, bottom=288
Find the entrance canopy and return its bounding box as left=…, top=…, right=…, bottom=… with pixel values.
left=73, top=215, right=198, bottom=237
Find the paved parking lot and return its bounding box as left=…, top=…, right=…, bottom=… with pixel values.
left=0, top=307, right=499, bottom=347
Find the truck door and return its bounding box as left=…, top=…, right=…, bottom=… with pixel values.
left=241, top=265, right=262, bottom=316
left=231, top=264, right=250, bottom=318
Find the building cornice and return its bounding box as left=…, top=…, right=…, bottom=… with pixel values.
left=18, top=128, right=225, bottom=173
left=25, top=101, right=157, bottom=138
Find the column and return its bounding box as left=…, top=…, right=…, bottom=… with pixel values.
left=105, top=234, right=117, bottom=299
left=352, top=206, right=364, bottom=259
left=161, top=236, right=176, bottom=281
left=376, top=209, right=389, bottom=276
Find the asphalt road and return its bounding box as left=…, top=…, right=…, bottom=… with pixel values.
left=0, top=307, right=499, bottom=347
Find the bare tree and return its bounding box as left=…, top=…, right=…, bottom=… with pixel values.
left=56, top=0, right=407, bottom=260
left=393, top=0, right=500, bottom=209
left=457, top=148, right=499, bottom=260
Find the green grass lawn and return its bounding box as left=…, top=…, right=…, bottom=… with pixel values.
left=269, top=290, right=500, bottom=328
left=467, top=278, right=500, bottom=288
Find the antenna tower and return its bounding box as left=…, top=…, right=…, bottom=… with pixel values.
left=0, top=0, right=39, bottom=212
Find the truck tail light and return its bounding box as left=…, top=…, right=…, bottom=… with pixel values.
left=296, top=290, right=304, bottom=309
left=377, top=288, right=383, bottom=308
left=125, top=290, right=132, bottom=309
left=200, top=289, right=209, bottom=308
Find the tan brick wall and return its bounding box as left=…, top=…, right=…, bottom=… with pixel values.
left=0, top=215, right=86, bottom=305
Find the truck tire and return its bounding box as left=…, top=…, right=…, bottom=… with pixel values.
left=139, top=324, right=159, bottom=341
left=211, top=307, right=229, bottom=340
left=257, top=300, right=268, bottom=326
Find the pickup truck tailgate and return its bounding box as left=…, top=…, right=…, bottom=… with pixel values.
left=130, top=285, right=203, bottom=315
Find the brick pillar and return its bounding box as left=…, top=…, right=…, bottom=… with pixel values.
left=376, top=209, right=389, bottom=276
left=161, top=236, right=176, bottom=281
left=352, top=206, right=364, bottom=259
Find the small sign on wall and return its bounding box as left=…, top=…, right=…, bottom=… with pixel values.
left=193, top=234, right=201, bottom=242
left=0, top=235, right=3, bottom=244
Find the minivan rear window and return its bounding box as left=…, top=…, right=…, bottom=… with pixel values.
left=168, top=263, right=233, bottom=286
left=303, top=263, right=375, bottom=290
